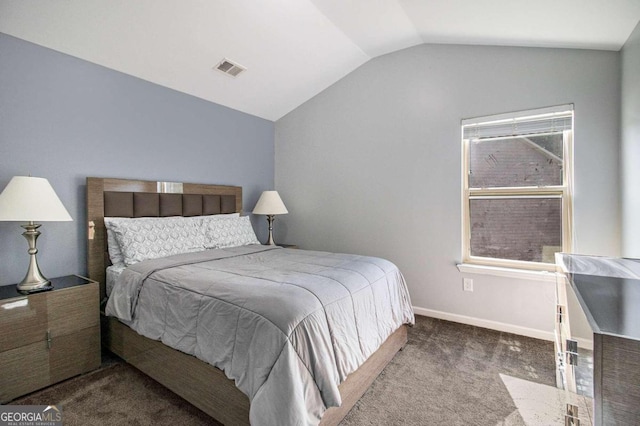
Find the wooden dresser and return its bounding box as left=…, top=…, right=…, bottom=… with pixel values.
left=0, top=275, right=101, bottom=403
left=555, top=254, right=640, bottom=426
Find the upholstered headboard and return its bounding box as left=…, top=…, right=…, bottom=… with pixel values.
left=86, top=177, right=242, bottom=300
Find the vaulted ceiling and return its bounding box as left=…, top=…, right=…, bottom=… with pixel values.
left=2, top=1, right=639, bottom=121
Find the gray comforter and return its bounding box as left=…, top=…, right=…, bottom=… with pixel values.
left=106, top=245, right=414, bottom=425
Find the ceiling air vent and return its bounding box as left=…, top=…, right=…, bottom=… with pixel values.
left=215, top=58, right=246, bottom=77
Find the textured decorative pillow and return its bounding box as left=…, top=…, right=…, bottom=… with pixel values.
left=109, top=216, right=205, bottom=266
left=205, top=215, right=261, bottom=249
left=199, top=212, right=240, bottom=227
left=104, top=218, right=127, bottom=267
left=200, top=213, right=240, bottom=247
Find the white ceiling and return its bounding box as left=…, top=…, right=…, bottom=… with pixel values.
left=1, top=1, right=639, bottom=121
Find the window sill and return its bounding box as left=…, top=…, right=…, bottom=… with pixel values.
left=456, top=263, right=559, bottom=282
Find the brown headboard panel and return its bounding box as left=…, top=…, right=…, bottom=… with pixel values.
left=103, top=192, right=237, bottom=217
left=87, top=177, right=242, bottom=300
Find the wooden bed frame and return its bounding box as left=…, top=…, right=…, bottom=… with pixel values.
left=87, top=177, right=408, bottom=426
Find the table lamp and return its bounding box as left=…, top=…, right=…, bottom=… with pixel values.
left=0, top=176, right=73, bottom=293
left=252, top=190, right=288, bottom=245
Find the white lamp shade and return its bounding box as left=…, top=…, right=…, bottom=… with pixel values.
left=0, top=176, right=73, bottom=222
left=252, top=191, right=288, bottom=215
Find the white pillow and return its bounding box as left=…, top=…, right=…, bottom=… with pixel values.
left=204, top=215, right=261, bottom=249
left=200, top=212, right=240, bottom=226
left=108, top=216, right=205, bottom=266
left=104, top=218, right=127, bottom=267
left=199, top=213, right=240, bottom=248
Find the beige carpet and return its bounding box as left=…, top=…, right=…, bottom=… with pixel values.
left=14, top=362, right=217, bottom=426
left=340, top=316, right=555, bottom=425
left=12, top=316, right=560, bottom=425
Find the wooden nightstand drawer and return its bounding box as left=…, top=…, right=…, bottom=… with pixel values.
left=48, top=282, right=100, bottom=335
left=0, top=294, right=48, bottom=352
left=0, top=280, right=99, bottom=352
left=0, top=340, right=50, bottom=402
left=0, top=326, right=100, bottom=402
left=50, top=325, right=101, bottom=383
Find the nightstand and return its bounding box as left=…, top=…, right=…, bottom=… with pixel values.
left=0, top=275, right=101, bottom=403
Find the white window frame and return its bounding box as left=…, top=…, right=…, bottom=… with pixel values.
left=461, top=106, right=574, bottom=272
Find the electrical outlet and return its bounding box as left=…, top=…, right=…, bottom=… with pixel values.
left=463, top=278, right=473, bottom=292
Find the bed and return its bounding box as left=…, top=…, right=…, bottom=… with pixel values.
left=87, top=177, right=414, bottom=426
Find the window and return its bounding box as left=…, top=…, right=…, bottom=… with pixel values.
left=461, top=105, right=573, bottom=271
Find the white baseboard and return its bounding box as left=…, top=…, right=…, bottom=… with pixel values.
left=413, top=306, right=593, bottom=350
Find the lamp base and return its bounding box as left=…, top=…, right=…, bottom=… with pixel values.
left=266, top=215, right=276, bottom=245
left=17, top=281, right=53, bottom=294
left=16, top=222, right=53, bottom=293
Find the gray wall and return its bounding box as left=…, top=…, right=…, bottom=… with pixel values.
left=275, top=44, right=620, bottom=335
left=622, top=22, right=640, bottom=258
left=0, top=34, right=274, bottom=286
